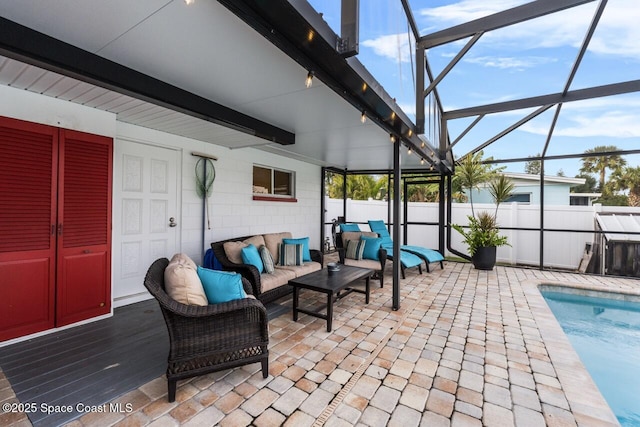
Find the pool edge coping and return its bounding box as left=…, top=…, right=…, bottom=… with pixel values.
left=523, top=279, right=622, bottom=427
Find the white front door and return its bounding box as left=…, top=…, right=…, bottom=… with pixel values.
left=112, top=139, right=180, bottom=306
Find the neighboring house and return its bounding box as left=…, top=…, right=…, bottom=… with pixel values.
left=468, top=172, right=596, bottom=206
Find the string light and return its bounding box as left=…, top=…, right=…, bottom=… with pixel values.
left=362, top=82, right=368, bottom=92
left=407, top=146, right=412, bottom=155
left=305, top=71, right=314, bottom=88
left=407, top=129, right=413, bottom=137
left=421, top=142, right=425, bottom=149
left=184, top=0, right=195, bottom=4
left=420, top=158, right=425, bottom=165
left=307, top=30, right=315, bottom=42
left=390, top=134, right=396, bottom=143
left=390, top=111, right=396, bottom=121
left=361, top=111, right=366, bottom=124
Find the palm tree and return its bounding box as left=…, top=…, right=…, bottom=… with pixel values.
left=407, top=183, right=439, bottom=202
left=579, top=145, right=626, bottom=192
left=325, top=174, right=384, bottom=200
left=611, top=166, right=640, bottom=207
left=453, top=151, right=495, bottom=217
left=488, top=174, right=515, bottom=219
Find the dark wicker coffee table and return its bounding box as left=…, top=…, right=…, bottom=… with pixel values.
left=288, top=265, right=373, bottom=332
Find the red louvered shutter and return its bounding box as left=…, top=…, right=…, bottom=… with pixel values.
left=0, top=117, right=57, bottom=341
left=56, top=129, right=112, bottom=326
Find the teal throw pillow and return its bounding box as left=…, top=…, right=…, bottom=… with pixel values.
left=282, top=237, right=311, bottom=262
left=340, top=223, right=361, bottom=232
left=197, top=266, right=247, bottom=304
left=360, top=235, right=383, bottom=260
left=241, top=244, right=264, bottom=273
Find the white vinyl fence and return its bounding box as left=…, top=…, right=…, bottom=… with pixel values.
left=324, top=198, right=640, bottom=270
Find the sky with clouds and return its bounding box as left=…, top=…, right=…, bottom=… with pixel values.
left=308, top=0, right=640, bottom=177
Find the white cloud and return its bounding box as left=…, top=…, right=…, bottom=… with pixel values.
left=361, top=33, right=415, bottom=63
left=561, top=96, right=640, bottom=111
left=397, top=102, right=416, bottom=116
left=521, top=111, right=640, bottom=138
left=464, top=56, right=556, bottom=70
left=419, top=0, right=526, bottom=23
left=419, top=0, right=640, bottom=58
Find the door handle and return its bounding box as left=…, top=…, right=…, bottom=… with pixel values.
left=169, top=217, right=177, bottom=227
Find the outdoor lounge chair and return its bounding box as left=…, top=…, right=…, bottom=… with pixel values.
left=144, top=258, right=269, bottom=402
left=368, top=220, right=444, bottom=272
left=338, top=230, right=423, bottom=279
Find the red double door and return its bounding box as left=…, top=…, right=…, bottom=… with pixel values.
left=0, top=116, right=113, bottom=342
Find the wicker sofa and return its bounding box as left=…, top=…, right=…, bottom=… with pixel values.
left=212, top=232, right=324, bottom=303
left=144, top=258, right=269, bottom=402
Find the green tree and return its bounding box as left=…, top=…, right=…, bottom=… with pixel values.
left=597, top=194, right=629, bottom=206
left=579, top=145, right=626, bottom=191
left=453, top=151, right=500, bottom=217
left=611, top=166, right=640, bottom=207
left=488, top=174, right=515, bottom=218
left=406, top=183, right=439, bottom=202
left=326, top=174, right=387, bottom=200
left=524, top=153, right=541, bottom=175
left=572, top=173, right=598, bottom=194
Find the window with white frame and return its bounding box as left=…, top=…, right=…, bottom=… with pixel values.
left=253, top=165, right=295, bottom=199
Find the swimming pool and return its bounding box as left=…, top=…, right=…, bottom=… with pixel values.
left=541, top=289, right=640, bottom=426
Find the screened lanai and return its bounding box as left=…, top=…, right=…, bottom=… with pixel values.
left=310, top=0, right=640, bottom=295
left=0, top=0, right=639, bottom=306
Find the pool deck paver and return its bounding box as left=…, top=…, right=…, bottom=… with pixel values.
left=2, top=261, right=639, bottom=426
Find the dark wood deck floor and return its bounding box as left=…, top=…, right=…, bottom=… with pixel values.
left=0, top=298, right=291, bottom=426
left=0, top=300, right=167, bottom=426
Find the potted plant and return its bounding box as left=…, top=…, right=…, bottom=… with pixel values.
left=452, top=152, right=514, bottom=270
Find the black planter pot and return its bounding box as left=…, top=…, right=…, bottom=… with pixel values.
left=472, top=246, right=497, bottom=270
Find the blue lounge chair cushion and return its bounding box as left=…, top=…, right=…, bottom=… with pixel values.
left=396, top=250, right=423, bottom=268
left=401, top=245, right=445, bottom=263
left=340, top=223, right=361, bottom=232
left=369, top=219, right=444, bottom=264
left=367, top=220, right=393, bottom=246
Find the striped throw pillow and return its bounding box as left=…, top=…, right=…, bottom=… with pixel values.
left=279, top=243, right=304, bottom=266
left=345, top=239, right=365, bottom=260
left=259, top=245, right=275, bottom=274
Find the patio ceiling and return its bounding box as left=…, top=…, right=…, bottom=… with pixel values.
left=0, top=0, right=435, bottom=171
left=1, top=0, right=638, bottom=174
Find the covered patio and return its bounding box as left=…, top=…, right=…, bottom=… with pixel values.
left=3, top=263, right=639, bottom=426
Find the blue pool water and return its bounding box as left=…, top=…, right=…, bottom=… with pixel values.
left=542, top=290, right=640, bottom=426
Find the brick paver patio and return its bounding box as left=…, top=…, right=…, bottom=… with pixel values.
left=2, top=261, right=639, bottom=426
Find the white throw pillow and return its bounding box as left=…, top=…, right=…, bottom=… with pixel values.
left=164, top=253, right=207, bottom=306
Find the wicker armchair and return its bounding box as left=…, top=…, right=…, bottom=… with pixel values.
left=144, top=258, right=269, bottom=402
left=336, top=232, right=387, bottom=287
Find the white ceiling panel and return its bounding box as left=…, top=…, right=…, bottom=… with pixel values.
left=0, top=0, right=174, bottom=53
left=0, top=1, right=414, bottom=170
